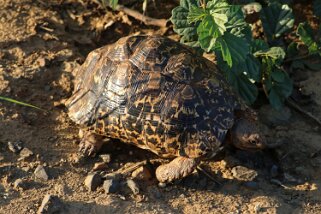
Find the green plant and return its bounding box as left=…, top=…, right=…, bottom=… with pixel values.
left=0, top=96, right=44, bottom=111
left=102, top=0, right=118, bottom=9
left=171, top=0, right=321, bottom=109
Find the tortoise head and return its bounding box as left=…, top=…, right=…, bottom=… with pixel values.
left=230, top=118, right=266, bottom=150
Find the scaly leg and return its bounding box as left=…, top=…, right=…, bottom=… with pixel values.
left=155, top=157, right=199, bottom=183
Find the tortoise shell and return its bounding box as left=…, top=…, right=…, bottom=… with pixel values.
left=66, top=36, right=241, bottom=159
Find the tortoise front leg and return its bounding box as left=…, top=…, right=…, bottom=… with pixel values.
left=155, top=157, right=200, bottom=183
left=78, top=130, right=105, bottom=156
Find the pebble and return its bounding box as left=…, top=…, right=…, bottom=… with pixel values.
left=99, top=154, right=111, bottom=163
left=93, top=162, right=108, bottom=171
left=84, top=173, right=102, bottom=191
left=8, top=141, right=24, bottom=153
left=259, top=105, right=292, bottom=126
left=37, top=194, right=63, bottom=214
left=34, top=165, right=49, bottom=181
left=158, top=182, right=166, bottom=188
left=131, top=166, right=152, bottom=181
left=103, top=179, right=119, bottom=194
left=14, top=178, right=28, bottom=190
left=103, top=172, right=122, bottom=180
left=19, top=148, right=34, bottom=159
left=127, top=179, right=139, bottom=195
left=231, top=166, right=258, bottom=181
left=36, top=57, right=47, bottom=67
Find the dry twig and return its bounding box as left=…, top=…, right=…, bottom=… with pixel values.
left=286, top=99, right=321, bottom=127
left=197, top=165, right=222, bottom=185
left=94, top=0, right=169, bottom=28
left=115, top=4, right=168, bottom=28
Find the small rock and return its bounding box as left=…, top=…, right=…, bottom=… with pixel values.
left=158, top=182, right=166, bottom=188
left=36, top=57, right=47, bottom=67
left=103, top=172, right=122, bottom=180
left=37, top=194, right=63, bottom=214
left=127, top=179, right=139, bottom=195
left=93, top=162, right=108, bottom=171
left=231, top=166, right=258, bottom=181
left=131, top=166, right=152, bottom=181
left=84, top=173, right=102, bottom=191
left=243, top=181, right=258, bottom=190
left=259, top=105, right=291, bottom=126
left=19, top=147, right=34, bottom=159
left=99, top=154, right=111, bottom=163
left=8, top=141, right=24, bottom=153
left=103, top=179, right=119, bottom=194
left=0, top=153, right=4, bottom=161
left=14, top=178, right=28, bottom=190
left=21, top=166, right=30, bottom=172
left=34, top=165, right=49, bottom=181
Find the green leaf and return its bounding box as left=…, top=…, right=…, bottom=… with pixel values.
left=297, top=22, right=320, bottom=55
left=286, top=42, right=299, bottom=58
left=271, top=70, right=285, bottom=82
left=313, top=0, right=321, bottom=18
left=260, top=2, right=294, bottom=42
left=226, top=71, right=258, bottom=104
left=217, top=51, right=261, bottom=82
left=244, top=55, right=261, bottom=81
left=216, top=32, right=250, bottom=67
left=187, top=5, right=207, bottom=23
left=197, top=15, right=222, bottom=51
left=171, top=0, right=199, bottom=45
left=268, top=87, right=284, bottom=110
left=109, top=0, right=118, bottom=10
left=180, top=34, right=200, bottom=47
left=254, top=47, right=286, bottom=61
left=251, top=39, right=269, bottom=53
left=0, top=96, right=45, bottom=111
left=226, top=5, right=252, bottom=41
left=207, top=0, right=229, bottom=12
left=211, top=12, right=228, bottom=34
left=265, top=71, right=293, bottom=109
left=207, top=0, right=229, bottom=35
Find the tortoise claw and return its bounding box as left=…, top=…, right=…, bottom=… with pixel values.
left=78, top=140, right=97, bottom=157
left=78, top=131, right=103, bottom=157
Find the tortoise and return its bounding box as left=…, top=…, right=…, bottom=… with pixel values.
left=66, top=35, right=266, bottom=183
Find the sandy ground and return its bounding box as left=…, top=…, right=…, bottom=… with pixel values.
left=1, top=0, right=321, bottom=213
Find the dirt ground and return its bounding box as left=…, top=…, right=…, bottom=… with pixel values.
left=1, top=0, right=321, bottom=213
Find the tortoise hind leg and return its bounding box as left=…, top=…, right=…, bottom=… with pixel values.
left=155, top=157, right=200, bottom=183
left=78, top=130, right=105, bottom=156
